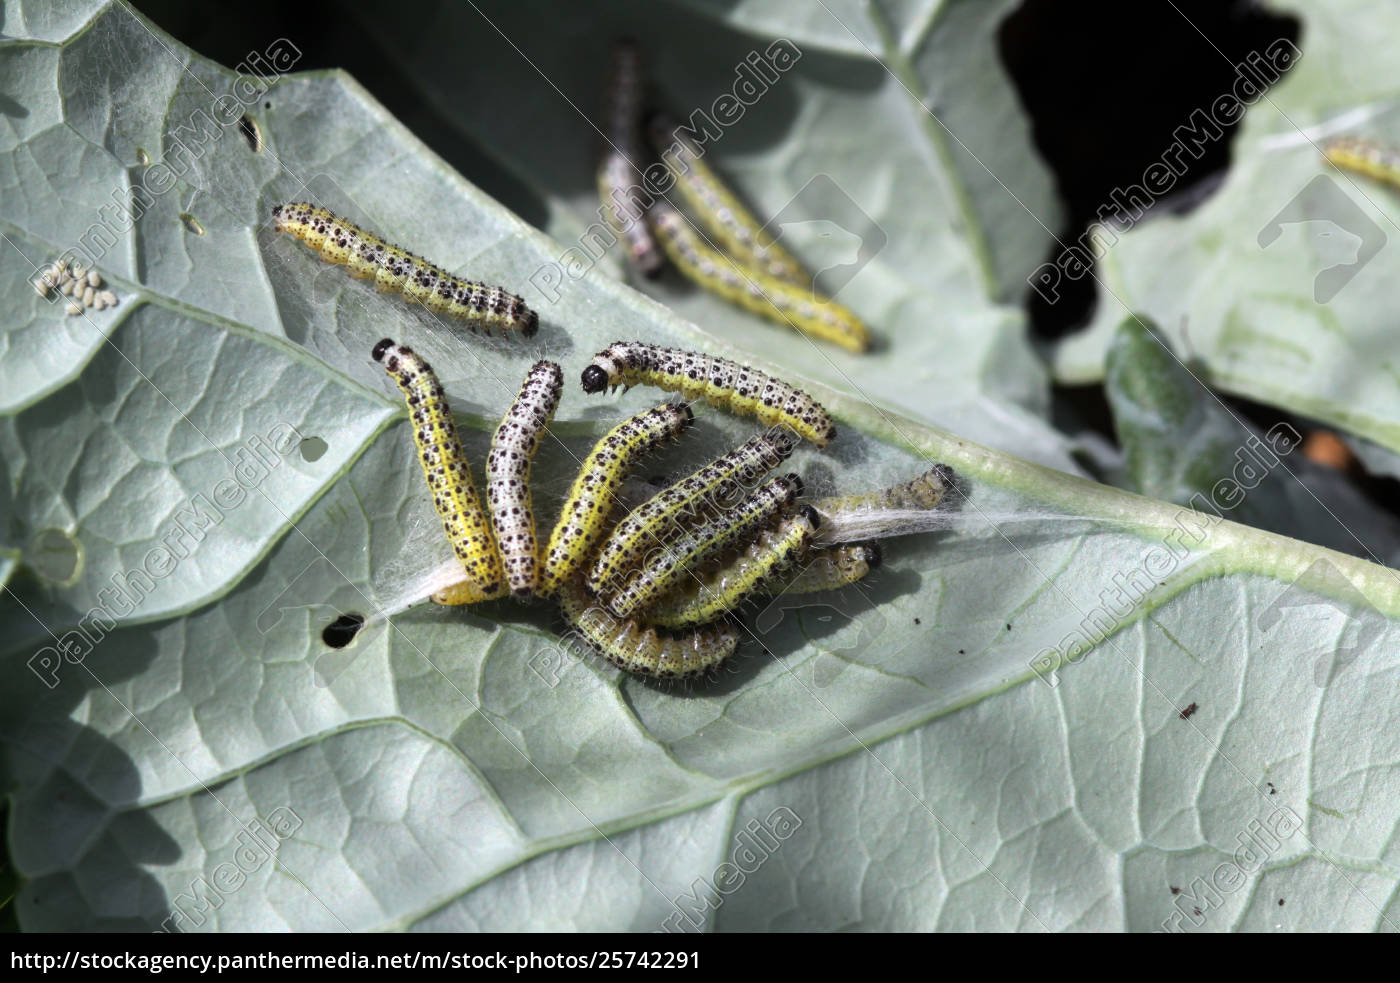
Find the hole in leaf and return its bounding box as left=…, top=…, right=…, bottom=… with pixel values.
left=135, top=148, right=150, bottom=166
left=26, top=528, right=82, bottom=585
left=180, top=213, right=205, bottom=236
left=322, top=613, right=365, bottom=648
left=298, top=436, right=328, bottom=462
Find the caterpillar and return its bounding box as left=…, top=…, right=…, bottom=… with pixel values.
left=580, top=341, right=837, bottom=446
left=539, top=402, right=694, bottom=597
left=642, top=505, right=820, bottom=629
left=373, top=339, right=504, bottom=602
left=647, top=199, right=871, bottom=353
left=432, top=576, right=507, bottom=606
left=606, top=473, right=804, bottom=618
left=649, top=110, right=809, bottom=285
left=1323, top=137, right=1400, bottom=186
left=556, top=579, right=739, bottom=679
left=487, top=361, right=564, bottom=596
left=812, top=464, right=960, bottom=517
left=599, top=40, right=664, bottom=278
left=586, top=429, right=796, bottom=598
left=272, top=203, right=538, bottom=336
left=600, top=156, right=665, bottom=279
left=782, top=542, right=881, bottom=594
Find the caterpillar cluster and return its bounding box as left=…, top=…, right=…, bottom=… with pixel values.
left=372, top=339, right=955, bottom=681
left=596, top=41, right=872, bottom=353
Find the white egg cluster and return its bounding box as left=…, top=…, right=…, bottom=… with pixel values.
left=32, top=260, right=119, bottom=316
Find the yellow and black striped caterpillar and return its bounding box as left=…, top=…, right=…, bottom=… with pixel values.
left=580, top=341, right=837, bottom=446
left=487, top=361, right=564, bottom=596
left=1324, top=137, right=1400, bottom=187
left=590, top=51, right=875, bottom=352
left=649, top=110, right=808, bottom=285
left=644, top=524, right=880, bottom=630
left=556, top=579, right=739, bottom=679
left=586, top=429, right=796, bottom=599
left=599, top=40, right=664, bottom=279
left=373, top=339, right=505, bottom=603
left=273, top=203, right=538, bottom=336
left=604, top=473, right=804, bottom=619
left=647, top=200, right=871, bottom=353
left=638, top=502, right=818, bottom=629
left=539, top=402, right=694, bottom=597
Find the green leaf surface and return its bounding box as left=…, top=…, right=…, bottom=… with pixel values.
left=3, top=0, right=1400, bottom=934
left=1051, top=0, right=1400, bottom=459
